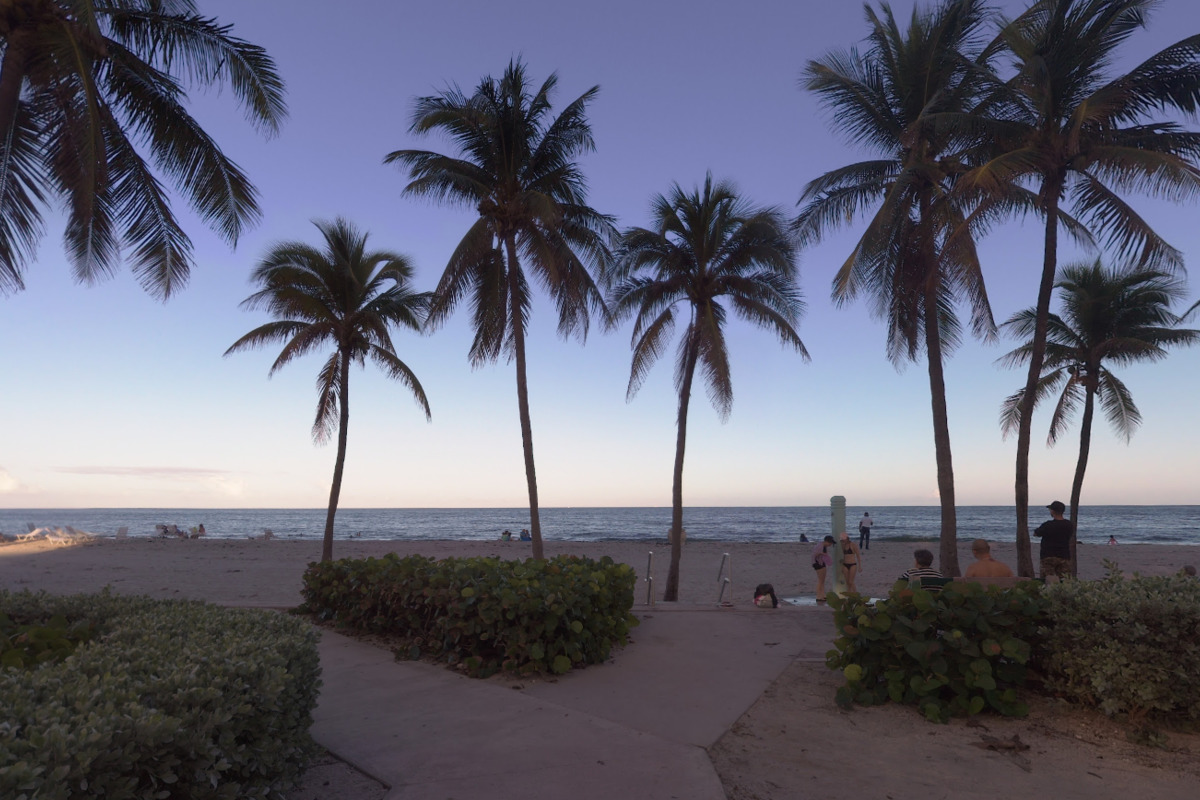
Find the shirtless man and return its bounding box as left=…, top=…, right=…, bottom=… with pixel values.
left=963, top=539, right=1014, bottom=578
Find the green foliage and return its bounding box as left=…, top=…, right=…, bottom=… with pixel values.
left=1036, top=574, right=1200, bottom=721
left=826, top=581, right=1047, bottom=723
left=0, top=591, right=321, bottom=799
left=299, top=553, right=638, bottom=676
left=0, top=610, right=95, bottom=669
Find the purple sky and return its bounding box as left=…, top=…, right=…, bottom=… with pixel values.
left=2, top=0, right=1199, bottom=511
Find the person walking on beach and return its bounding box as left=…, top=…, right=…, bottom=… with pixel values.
left=963, top=539, right=1013, bottom=578
left=839, top=532, right=862, bottom=593
left=858, top=512, right=873, bottom=550
left=1035, top=501, right=1073, bottom=580
left=812, top=535, right=835, bottom=601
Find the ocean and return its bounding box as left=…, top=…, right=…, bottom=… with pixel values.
left=1, top=506, right=1196, bottom=546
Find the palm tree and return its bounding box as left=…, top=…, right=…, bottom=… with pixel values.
left=610, top=174, right=808, bottom=601
left=963, top=0, right=1200, bottom=576
left=225, top=219, right=431, bottom=562
left=999, top=260, right=1199, bottom=574
left=385, top=59, right=614, bottom=560
left=795, top=0, right=996, bottom=576
left=0, top=0, right=286, bottom=299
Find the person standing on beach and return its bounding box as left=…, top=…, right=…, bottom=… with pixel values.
left=1035, top=501, right=1073, bottom=580
left=839, top=532, right=863, bottom=593
left=812, top=535, right=835, bottom=601
left=858, top=512, right=873, bottom=550
left=963, top=539, right=1013, bottom=578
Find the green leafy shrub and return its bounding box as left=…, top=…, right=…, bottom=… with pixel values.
left=0, top=610, right=95, bottom=669
left=0, top=590, right=321, bottom=800
left=299, top=553, right=638, bottom=676
left=1036, top=573, right=1200, bottom=720
left=826, top=581, right=1047, bottom=722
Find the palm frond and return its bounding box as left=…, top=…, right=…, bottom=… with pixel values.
left=368, top=346, right=432, bottom=420
left=104, top=39, right=261, bottom=245
left=1097, top=370, right=1141, bottom=441
left=627, top=308, right=675, bottom=400
left=0, top=101, right=47, bottom=293
left=311, top=352, right=341, bottom=444
left=103, top=8, right=287, bottom=134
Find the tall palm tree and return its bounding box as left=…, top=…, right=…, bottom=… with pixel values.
left=610, top=174, right=808, bottom=601
left=225, top=218, right=431, bottom=563
left=795, top=0, right=996, bottom=576
left=999, top=260, right=1199, bottom=574
left=385, top=59, right=614, bottom=560
left=0, top=0, right=287, bottom=298
left=963, top=0, right=1200, bottom=576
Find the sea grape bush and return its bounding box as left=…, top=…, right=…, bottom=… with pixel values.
left=299, top=553, right=638, bottom=676
left=1036, top=573, right=1200, bottom=720
left=0, top=609, right=95, bottom=669
left=827, top=581, right=1047, bottom=722
left=0, top=591, right=320, bottom=799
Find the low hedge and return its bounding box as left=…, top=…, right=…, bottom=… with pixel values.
left=299, top=553, right=638, bottom=676
left=827, top=581, right=1047, bottom=722
left=1036, top=572, right=1200, bottom=720
left=0, top=591, right=321, bottom=800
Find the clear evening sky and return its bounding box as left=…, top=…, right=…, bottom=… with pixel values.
left=2, top=0, right=1199, bottom=510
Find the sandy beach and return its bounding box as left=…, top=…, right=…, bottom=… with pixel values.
left=0, top=536, right=1193, bottom=607
left=3, top=535, right=1198, bottom=800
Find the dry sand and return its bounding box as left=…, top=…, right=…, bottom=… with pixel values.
left=3, top=535, right=1197, bottom=799
left=0, top=536, right=1193, bottom=607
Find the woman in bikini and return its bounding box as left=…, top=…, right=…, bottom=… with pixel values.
left=812, top=535, right=836, bottom=601
left=839, top=531, right=863, bottom=593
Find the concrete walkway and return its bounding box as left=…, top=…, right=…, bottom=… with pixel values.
left=310, top=604, right=835, bottom=800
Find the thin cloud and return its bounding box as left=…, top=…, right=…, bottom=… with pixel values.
left=0, top=467, right=31, bottom=494
left=54, top=466, right=233, bottom=480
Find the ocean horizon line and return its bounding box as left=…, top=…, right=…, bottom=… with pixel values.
left=5, top=503, right=1198, bottom=511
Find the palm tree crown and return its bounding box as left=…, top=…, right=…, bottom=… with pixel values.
left=386, top=59, right=613, bottom=363
left=385, top=59, right=615, bottom=559
left=0, top=0, right=287, bottom=298
left=1000, top=261, right=1198, bottom=447
left=610, top=174, right=807, bottom=600
left=225, top=218, right=431, bottom=561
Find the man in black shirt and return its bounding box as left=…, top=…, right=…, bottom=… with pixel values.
left=1035, top=500, right=1074, bottom=580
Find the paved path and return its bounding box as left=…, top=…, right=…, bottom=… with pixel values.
left=310, top=605, right=834, bottom=799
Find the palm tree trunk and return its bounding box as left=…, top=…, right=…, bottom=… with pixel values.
left=665, top=335, right=700, bottom=602
left=1015, top=177, right=1064, bottom=577
left=923, top=282, right=960, bottom=577
left=504, top=236, right=544, bottom=560
left=1067, top=381, right=1095, bottom=578
left=321, top=351, right=351, bottom=562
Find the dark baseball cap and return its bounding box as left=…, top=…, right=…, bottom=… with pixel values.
left=1047, top=500, right=1066, bottom=513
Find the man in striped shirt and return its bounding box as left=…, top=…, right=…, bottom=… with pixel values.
left=899, top=549, right=943, bottom=590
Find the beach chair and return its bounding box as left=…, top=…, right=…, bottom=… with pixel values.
left=116, top=527, right=129, bottom=539
left=17, top=527, right=45, bottom=542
